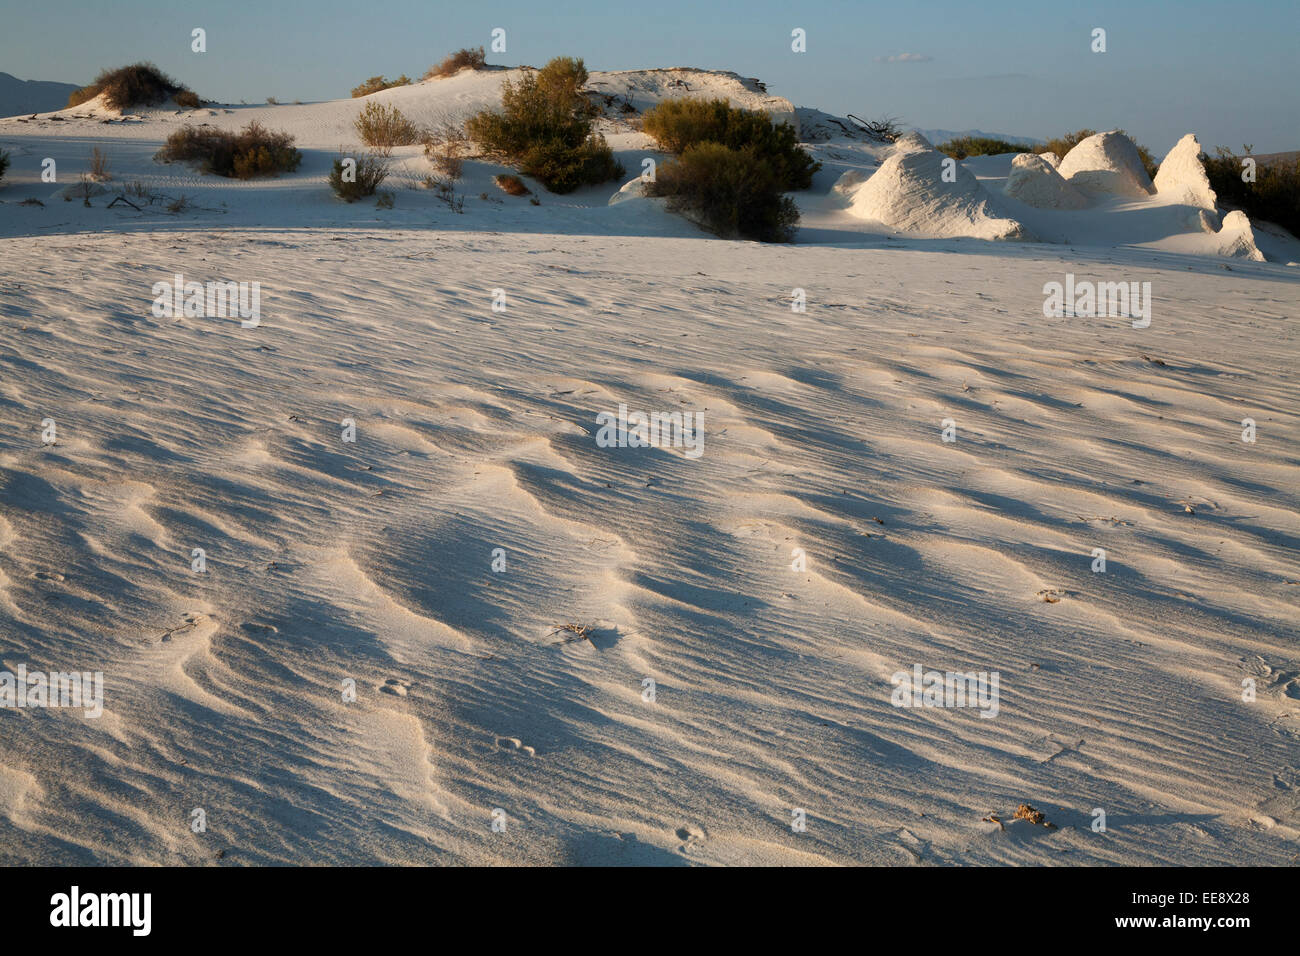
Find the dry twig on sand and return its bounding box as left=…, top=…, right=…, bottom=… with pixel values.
left=549, top=622, right=595, bottom=646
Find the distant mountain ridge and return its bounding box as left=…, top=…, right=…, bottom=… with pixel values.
left=917, top=128, right=1044, bottom=147
left=0, top=72, right=82, bottom=117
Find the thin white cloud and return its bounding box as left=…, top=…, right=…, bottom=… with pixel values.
left=876, top=53, right=933, bottom=64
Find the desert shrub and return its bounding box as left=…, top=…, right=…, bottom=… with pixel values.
left=938, top=136, right=1030, bottom=159
left=352, top=75, right=412, bottom=98
left=67, top=63, right=197, bottom=110
left=647, top=141, right=800, bottom=242
left=436, top=150, right=464, bottom=180
left=422, top=174, right=465, bottom=211
left=0, top=149, right=9, bottom=182
left=423, top=123, right=467, bottom=179
left=1204, top=147, right=1300, bottom=238
left=328, top=152, right=391, bottom=201
left=355, top=101, right=421, bottom=147
left=425, top=47, right=486, bottom=80
left=157, top=121, right=302, bottom=178
left=494, top=173, right=530, bottom=196
left=641, top=97, right=818, bottom=190
left=66, top=86, right=99, bottom=108
left=174, top=90, right=201, bottom=109
left=1036, top=128, right=1157, bottom=179
left=466, top=56, right=624, bottom=193
left=88, top=146, right=111, bottom=181
left=517, top=134, right=623, bottom=194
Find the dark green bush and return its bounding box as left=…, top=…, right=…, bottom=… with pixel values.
left=156, top=121, right=302, bottom=179
left=647, top=141, right=800, bottom=242
left=0, top=149, right=9, bottom=182
left=67, top=63, right=198, bottom=110
left=1204, top=148, right=1300, bottom=238
left=937, top=136, right=1030, bottom=159
left=641, top=97, right=819, bottom=190
left=466, top=56, right=624, bottom=193
left=329, top=153, right=390, bottom=200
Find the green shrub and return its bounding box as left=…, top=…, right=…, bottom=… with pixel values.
left=355, top=101, right=421, bottom=147
left=67, top=63, right=198, bottom=110
left=351, top=75, right=412, bottom=98
left=1204, top=147, right=1300, bottom=238
left=641, top=97, right=819, bottom=190
left=647, top=141, right=800, bottom=242
left=425, top=47, right=486, bottom=80
left=517, top=134, right=623, bottom=194
left=328, top=152, right=391, bottom=201
left=156, top=121, right=302, bottom=178
left=937, top=136, right=1030, bottom=159
left=466, top=56, right=624, bottom=193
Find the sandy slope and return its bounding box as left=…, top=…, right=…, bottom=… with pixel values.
left=0, top=69, right=1298, bottom=866
left=1, top=226, right=1297, bottom=865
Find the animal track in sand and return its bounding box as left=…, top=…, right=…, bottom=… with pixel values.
left=380, top=678, right=411, bottom=697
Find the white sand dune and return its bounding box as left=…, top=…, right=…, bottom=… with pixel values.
left=1003, top=153, right=1089, bottom=210
left=0, top=67, right=1298, bottom=866
left=844, top=132, right=1030, bottom=240
left=1056, top=130, right=1156, bottom=199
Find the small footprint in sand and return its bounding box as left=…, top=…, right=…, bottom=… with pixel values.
left=380, top=678, right=411, bottom=697
left=32, top=570, right=65, bottom=582
left=495, top=736, right=535, bottom=756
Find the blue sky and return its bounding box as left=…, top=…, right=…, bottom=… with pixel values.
left=3, top=0, right=1297, bottom=152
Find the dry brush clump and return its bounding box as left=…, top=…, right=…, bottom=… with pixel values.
left=68, top=63, right=199, bottom=110
left=422, top=123, right=467, bottom=179
left=856, top=115, right=903, bottom=142
left=466, top=56, right=623, bottom=194
left=355, top=101, right=421, bottom=148
left=156, top=121, right=303, bottom=179
left=87, top=146, right=111, bottom=181
left=493, top=173, right=530, bottom=196
left=351, top=75, right=412, bottom=98
left=328, top=152, right=391, bottom=201
left=425, top=47, right=486, bottom=80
